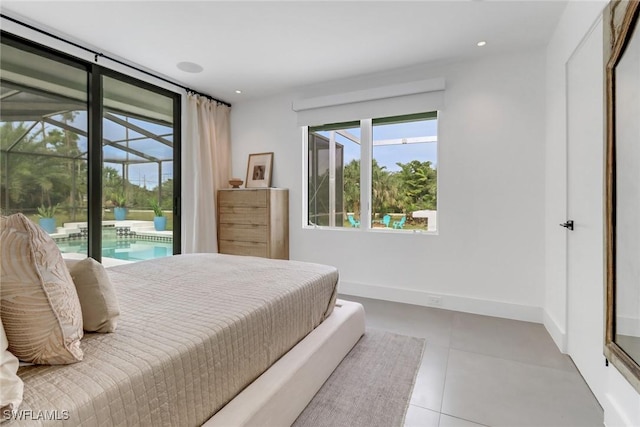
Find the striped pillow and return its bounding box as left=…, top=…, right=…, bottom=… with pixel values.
left=0, top=213, right=83, bottom=364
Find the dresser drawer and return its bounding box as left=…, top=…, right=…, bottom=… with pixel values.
left=218, top=190, right=267, bottom=208
left=219, top=207, right=268, bottom=225
left=219, top=240, right=268, bottom=258
left=219, top=224, right=267, bottom=243
left=217, top=188, right=288, bottom=260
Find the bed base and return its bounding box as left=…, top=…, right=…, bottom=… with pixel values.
left=204, top=299, right=366, bottom=426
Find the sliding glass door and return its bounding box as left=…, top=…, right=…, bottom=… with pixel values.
left=0, top=34, right=181, bottom=262
left=101, top=75, right=178, bottom=261
left=0, top=39, right=89, bottom=255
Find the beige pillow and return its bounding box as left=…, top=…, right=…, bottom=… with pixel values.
left=0, top=213, right=83, bottom=364
left=69, top=258, right=120, bottom=333
left=63, top=257, right=82, bottom=272
left=0, top=319, right=23, bottom=419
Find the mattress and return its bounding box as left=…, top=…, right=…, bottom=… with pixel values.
left=10, top=253, right=338, bottom=426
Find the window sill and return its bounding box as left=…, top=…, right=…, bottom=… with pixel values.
left=302, top=225, right=438, bottom=236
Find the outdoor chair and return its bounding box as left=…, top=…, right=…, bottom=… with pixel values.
left=393, top=216, right=406, bottom=229
left=348, top=214, right=360, bottom=227
left=382, top=215, right=391, bottom=228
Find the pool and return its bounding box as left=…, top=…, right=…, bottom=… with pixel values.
left=56, top=238, right=173, bottom=262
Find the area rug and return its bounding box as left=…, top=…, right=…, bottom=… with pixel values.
left=293, top=329, right=425, bottom=427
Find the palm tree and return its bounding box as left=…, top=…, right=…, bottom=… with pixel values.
left=343, top=159, right=360, bottom=218
left=0, top=118, right=84, bottom=214
left=371, top=159, right=399, bottom=217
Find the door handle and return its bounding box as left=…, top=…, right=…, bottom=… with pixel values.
left=560, top=220, right=574, bottom=230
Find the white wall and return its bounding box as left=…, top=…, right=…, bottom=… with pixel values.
left=545, top=1, right=640, bottom=425
left=231, top=49, right=547, bottom=322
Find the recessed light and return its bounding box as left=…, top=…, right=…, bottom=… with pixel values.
left=235, top=90, right=242, bottom=94
left=477, top=41, right=487, bottom=47
left=176, top=61, right=203, bottom=73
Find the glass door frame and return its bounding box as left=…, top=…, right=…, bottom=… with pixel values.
left=1, top=32, right=182, bottom=262
left=91, top=67, right=182, bottom=261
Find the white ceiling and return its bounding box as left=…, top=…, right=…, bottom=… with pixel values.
left=1, top=1, right=567, bottom=104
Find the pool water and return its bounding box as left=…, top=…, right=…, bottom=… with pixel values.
left=56, top=238, right=173, bottom=262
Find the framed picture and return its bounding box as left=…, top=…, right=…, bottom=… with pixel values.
left=245, top=152, right=274, bottom=188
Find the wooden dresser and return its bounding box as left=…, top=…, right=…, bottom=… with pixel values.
left=217, top=188, right=289, bottom=259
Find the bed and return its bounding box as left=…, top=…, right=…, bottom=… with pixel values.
left=10, top=253, right=365, bottom=426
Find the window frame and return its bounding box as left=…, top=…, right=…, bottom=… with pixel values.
left=302, top=111, right=438, bottom=234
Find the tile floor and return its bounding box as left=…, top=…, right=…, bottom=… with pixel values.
left=340, top=295, right=604, bottom=427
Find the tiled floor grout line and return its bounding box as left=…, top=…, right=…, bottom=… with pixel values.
left=437, top=317, right=454, bottom=417
left=441, top=321, right=489, bottom=427
left=447, top=346, right=581, bottom=377
left=440, top=412, right=490, bottom=427
left=438, top=345, right=451, bottom=414
left=447, top=347, right=577, bottom=374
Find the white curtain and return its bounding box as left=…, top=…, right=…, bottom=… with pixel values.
left=182, top=93, right=231, bottom=253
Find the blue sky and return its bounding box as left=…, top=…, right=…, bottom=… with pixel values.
left=320, top=118, right=438, bottom=172
left=102, top=116, right=174, bottom=190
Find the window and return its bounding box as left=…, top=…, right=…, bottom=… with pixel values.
left=308, top=121, right=359, bottom=227
left=305, top=112, right=438, bottom=232
left=0, top=34, right=181, bottom=262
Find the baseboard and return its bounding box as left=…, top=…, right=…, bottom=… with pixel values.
left=543, top=310, right=568, bottom=353
left=603, top=367, right=640, bottom=427
left=339, top=281, right=542, bottom=323
left=603, top=392, right=635, bottom=427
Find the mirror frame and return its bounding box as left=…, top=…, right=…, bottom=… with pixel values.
left=605, top=0, right=640, bottom=393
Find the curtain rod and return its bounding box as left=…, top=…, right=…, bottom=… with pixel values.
left=0, top=13, right=232, bottom=108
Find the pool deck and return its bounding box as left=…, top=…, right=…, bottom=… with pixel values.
left=62, top=251, right=134, bottom=267
left=50, top=220, right=173, bottom=240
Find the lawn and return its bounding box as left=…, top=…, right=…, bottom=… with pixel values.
left=343, top=214, right=428, bottom=230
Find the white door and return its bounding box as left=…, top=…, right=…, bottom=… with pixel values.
left=566, top=17, right=605, bottom=403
